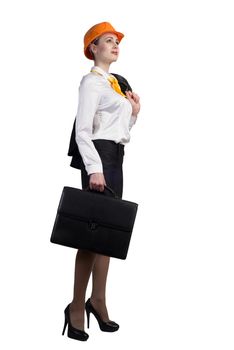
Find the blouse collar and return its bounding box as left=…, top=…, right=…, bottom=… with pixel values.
left=90, top=65, right=112, bottom=81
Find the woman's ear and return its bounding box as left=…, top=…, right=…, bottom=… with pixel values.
left=89, top=43, right=96, bottom=57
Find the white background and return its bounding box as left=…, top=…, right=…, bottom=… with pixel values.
left=1, top=0, right=234, bottom=349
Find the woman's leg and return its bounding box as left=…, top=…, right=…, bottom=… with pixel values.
left=90, top=254, right=111, bottom=322
left=76, top=142, right=124, bottom=325
left=87, top=155, right=124, bottom=322
left=69, top=249, right=97, bottom=330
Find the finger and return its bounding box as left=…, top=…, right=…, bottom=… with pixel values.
left=133, top=93, right=140, bottom=101
left=135, top=97, right=140, bottom=103
left=126, top=93, right=134, bottom=101
left=126, top=96, right=133, bottom=102
left=133, top=92, right=139, bottom=99
left=92, top=183, right=98, bottom=191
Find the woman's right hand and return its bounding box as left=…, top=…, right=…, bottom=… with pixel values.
left=89, top=173, right=106, bottom=192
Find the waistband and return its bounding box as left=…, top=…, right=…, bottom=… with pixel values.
left=92, top=139, right=125, bottom=149
left=92, top=139, right=125, bottom=159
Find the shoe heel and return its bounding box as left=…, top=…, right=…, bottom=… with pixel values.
left=86, top=308, right=90, bottom=329
left=85, top=298, right=119, bottom=333
left=62, top=316, right=68, bottom=335
left=62, top=303, right=89, bottom=341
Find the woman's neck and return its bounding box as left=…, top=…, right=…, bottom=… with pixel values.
left=94, top=61, right=111, bottom=73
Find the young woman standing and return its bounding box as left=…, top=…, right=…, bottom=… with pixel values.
left=62, top=21, right=140, bottom=341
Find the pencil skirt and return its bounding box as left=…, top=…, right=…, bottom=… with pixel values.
left=80, top=139, right=125, bottom=199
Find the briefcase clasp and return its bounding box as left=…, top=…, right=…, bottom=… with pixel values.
left=88, top=220, right=98, bottom=230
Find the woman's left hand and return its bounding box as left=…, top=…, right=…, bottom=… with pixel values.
left=126, top=91, right=141, bottom=116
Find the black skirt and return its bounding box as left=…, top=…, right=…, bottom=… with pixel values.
left=80, top=139, right=125, bottom=199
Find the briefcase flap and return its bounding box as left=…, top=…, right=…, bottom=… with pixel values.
left=58, top=186, right=138, bottom=232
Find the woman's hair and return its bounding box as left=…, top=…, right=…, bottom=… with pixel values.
left=88, top=37, right=100, bottom=60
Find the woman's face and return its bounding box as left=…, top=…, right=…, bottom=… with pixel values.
left=90, top=32, right=120, bottom=63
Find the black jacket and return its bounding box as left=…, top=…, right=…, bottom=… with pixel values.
left=67, top=73, right=132, bottom=170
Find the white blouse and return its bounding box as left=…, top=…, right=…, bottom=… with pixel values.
left=75, top=65, right=137, bottom=175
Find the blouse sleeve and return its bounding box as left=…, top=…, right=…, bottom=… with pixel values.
left=129, top=114, right=137, bottom=130
left=75, top=76, right=103, bottom=175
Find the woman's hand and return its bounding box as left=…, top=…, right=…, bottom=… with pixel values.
left=126, top=91, right=141, bottom=116
left=89, top=173, right=106, bottom=192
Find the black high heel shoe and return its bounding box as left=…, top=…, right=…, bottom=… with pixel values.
left=62, top=303, right=89, bottom=341
left=85, top=298, right=119, bottom=332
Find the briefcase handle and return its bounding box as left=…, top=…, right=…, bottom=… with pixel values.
left=84, top=185, right=119, bottom=199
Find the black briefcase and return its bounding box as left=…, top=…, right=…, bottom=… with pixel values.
left=50, top=185, right=138, bottom=259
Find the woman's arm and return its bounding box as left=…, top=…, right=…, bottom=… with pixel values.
left=126, top=90, right=140, bottom=130
left=75, top=76, right=103, bottom=175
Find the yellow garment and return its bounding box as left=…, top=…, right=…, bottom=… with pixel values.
left=91, top=69, right=126, bottom=97
left=107, top=75, right=126, bottom=97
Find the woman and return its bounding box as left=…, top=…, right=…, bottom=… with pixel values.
left=62, top=21, right=140, bottom=341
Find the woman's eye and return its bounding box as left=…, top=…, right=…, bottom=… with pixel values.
left=107, top=39, right=119, bottom=45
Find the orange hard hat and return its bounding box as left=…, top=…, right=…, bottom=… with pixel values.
left=83, top=21, right=124, bottom=60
